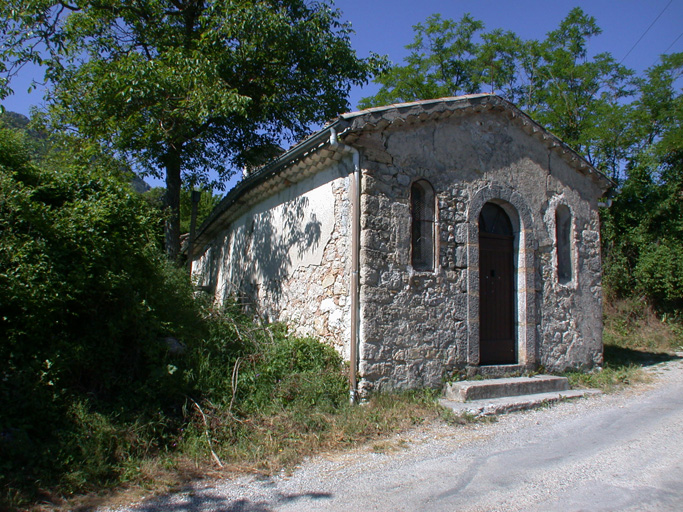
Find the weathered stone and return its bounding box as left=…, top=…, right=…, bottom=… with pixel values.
left=321, top=274, right=335, bottom=289
left=396, top=173, right=411, bottom=186
left=192, top=95, right=611, bottom=396
left=454, top=246, right=467, bottom=268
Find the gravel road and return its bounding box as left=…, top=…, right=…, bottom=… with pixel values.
left=102, top=356, right=683, bottom=512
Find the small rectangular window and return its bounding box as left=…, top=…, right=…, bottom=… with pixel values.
left=556, top=205, right=572, bottom=284
left=411, top=180, right=435, bottom=271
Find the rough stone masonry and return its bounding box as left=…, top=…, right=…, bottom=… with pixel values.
left=191, top=94, right=612, bottom=396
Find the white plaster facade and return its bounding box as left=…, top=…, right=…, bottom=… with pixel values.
left=192, top=94, right=613, bottom=395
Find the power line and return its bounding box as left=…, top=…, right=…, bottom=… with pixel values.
left=663, top=31, right=683, bottom=54
left=619, top=0, right=673, bottom=65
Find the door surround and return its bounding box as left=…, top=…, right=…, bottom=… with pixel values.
left=465, top=187, right=537, bottom=368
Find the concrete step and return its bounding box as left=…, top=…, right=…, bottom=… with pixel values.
left=439, top=389, right=602, bottom=417
left=444, top=375, right=570, bottom=402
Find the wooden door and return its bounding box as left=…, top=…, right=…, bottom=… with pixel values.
left=479, top=204, right=516, bottom=364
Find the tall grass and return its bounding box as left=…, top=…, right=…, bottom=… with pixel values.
left=566, top=298, right=682, bottom=391
left=1, top=300, right=455, bottom=511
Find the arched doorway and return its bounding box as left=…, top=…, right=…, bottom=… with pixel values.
left=479, top=202, right=516, bottom=365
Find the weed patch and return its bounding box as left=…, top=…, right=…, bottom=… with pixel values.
left=1, top=301, right=459, bottom=512
left=566, top=298, right=682, bottom=392
left=603, top=298, right=682, bottom=353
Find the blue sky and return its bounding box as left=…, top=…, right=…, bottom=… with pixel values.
left=2, top=0, right=681, bottom=189
left=339, top=0, right=683, bottom=110
left=4, top=0, right=682, bottom=116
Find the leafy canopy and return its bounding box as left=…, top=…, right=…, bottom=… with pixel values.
left=601, top=53, right=683, bottom=312
left=360, top=8, right=635, bottom=181
left=360, top=8, right=683, bottom=314
left=1, top=0, right=384, bottom=259
left=0, top=122, right=206, bottom=488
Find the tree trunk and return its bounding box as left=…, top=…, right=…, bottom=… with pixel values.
left=163, top=150, right=182, bottom=262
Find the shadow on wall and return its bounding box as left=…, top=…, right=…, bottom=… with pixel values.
left=213, top=193, right=323, bottom=308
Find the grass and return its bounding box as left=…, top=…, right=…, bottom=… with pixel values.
left=565, top=298, right=682, bottom=392
left=13, top=340, right=475, bottom=512
left=11, top=298, right=683, bottom=511
left=31, top=389, right=466, bottom=512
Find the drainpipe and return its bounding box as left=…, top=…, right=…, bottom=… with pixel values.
left=330, top=128, right=361, bottom=403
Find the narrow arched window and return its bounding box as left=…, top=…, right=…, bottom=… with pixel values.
left=556, top=204, right=572, bottom=284
left=411, top=180, right=435, bottom=271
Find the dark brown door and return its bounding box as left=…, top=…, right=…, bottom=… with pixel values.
left=479, top=204, right=516, bottom=364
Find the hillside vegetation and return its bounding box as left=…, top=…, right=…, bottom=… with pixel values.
left=0, top=126, right=455, bottom=510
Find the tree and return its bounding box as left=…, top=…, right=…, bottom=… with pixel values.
left=601, top=54, right=683, bottom=311
left=146, top=185, right=222, bottom=234
left=358, top=13, right=487, bottom=108
left=516, top=8, right=635, bottom=180
left=476, top=28, right=523, bottom=100
left=0, top=121, right=207, bottom=487
left=1, top=1, right=382, bottom=260
left=359, top=9, right=635, bottom=181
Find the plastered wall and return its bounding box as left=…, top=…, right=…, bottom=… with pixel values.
left=193, top=158, right=355, bottom=354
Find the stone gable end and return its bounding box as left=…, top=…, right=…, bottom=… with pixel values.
left=191, top=95, right=612, bottom=396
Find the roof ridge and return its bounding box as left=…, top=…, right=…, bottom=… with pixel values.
left=340, top=93, right=497, bottom=119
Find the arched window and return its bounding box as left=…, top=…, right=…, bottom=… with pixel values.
left=556, top=204, right=572, bottom=284
left=411, top=180, right=435, bottom=271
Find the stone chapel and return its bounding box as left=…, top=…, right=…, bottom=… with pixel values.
left=190, top=94, right=613, bottom=397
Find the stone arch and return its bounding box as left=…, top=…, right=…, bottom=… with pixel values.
left=466, top=185, right=537, bottom=369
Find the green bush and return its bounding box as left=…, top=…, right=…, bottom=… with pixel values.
left=184, top=308, right=348, bottom=415
left=0, top=127, right=204, bottom=498
left=602, top=162, right=683, bottom=313
left=0, top=126, right=350, bottom=508
left=244, top=334, right=348, bottom=413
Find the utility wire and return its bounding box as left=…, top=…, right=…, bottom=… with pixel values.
left=663, top=31, right=683, bottom=54
left=619, top=0, right=673, bottom=65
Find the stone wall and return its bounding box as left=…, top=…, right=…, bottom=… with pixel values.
left=192, top=158, right=354, bottom=354
left=193, top=100, right=607, bottom=395
left=355, top=110, right=605, bottom=394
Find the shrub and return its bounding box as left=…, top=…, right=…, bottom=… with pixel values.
left=0, top=125, right=350, bottom=508
left=0, top=127, right=204, bottom=499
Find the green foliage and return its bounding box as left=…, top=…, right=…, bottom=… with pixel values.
left=360, top=9, right=635, bottom=182
left=0, top=127, right=353, bottom=508
left=565, top=297, right=682, bottom=392
left=601, top=54, right=683, bottom=312
left=146, top=186, right=222, bottom=235
left=0, top=0, right=384, bottom=258
left=243, top=334, right=348, bottom=413
left=565, top=364, right=644, bottom=392
left=518, top=8, right=635, bottom=178
left=603, top=298, right=682, bottom=353
left=0, top=122, right=349, bottom=505
left=0, top=125, right=202, bottom=501
left=359, top=13, right=487, bottom=107
left=183, top=303, right=347, bottom=415
left=361, top=9, right=682, bottom=317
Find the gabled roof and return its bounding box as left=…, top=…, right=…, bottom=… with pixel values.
left=193, top=94, right=613, bottom=252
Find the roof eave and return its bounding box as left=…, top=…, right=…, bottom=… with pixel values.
left=193, top=94, right=615, bottom=254
left=193, top=118, right=348, bottom=250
